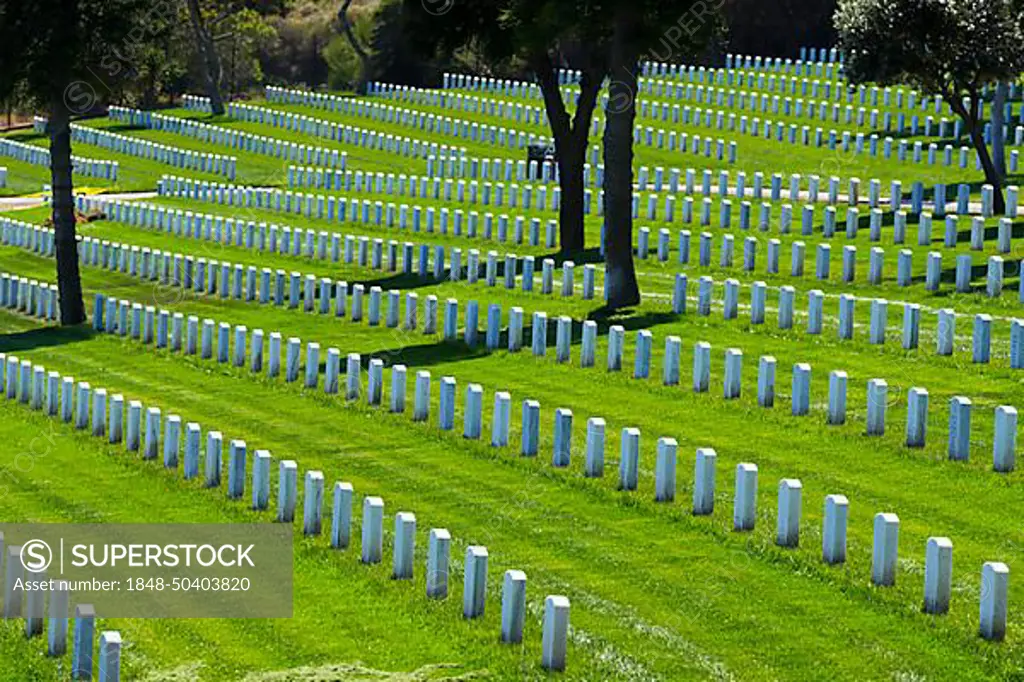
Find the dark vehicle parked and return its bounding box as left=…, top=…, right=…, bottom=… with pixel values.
left=527, top=142, right=557, bottom=166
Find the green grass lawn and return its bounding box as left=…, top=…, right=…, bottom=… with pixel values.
left=1, top=68, right=1024, bottom=680
left=1, top=255, right=1022, bottom=679
left=268, top=87, right=1020, bottom=191
left=0, top=154, right=119, bottom=198
left=7, top=87, right=1018, bottom=203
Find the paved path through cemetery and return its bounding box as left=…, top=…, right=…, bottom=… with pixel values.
left=0, top=191, right=159, bottom=212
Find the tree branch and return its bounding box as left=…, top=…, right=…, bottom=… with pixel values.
left=940, top=81, right=957, bottom=105
left=570, top=65, right=603, bottom=143
left=338, top=0, right=370, bottom=63
left=210, top=11, right=234, bottom=26
left=532, top=49, right=571, bottom=143
left=947, top=92, right=968, bottom=122
left=967, top=85, right=981, bottom=130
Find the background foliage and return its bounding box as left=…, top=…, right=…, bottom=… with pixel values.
left=1, top=0, right=835, bottom=118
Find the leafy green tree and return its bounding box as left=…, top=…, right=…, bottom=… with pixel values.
left=721, top=0, right=836, bottom=58
left=261, top=3, right=335, bottom=87
left=0, top=0, right=163, bottom=325
left=400, top=0, right=607, bottom=255
left=835, top=0, right=1024, bottom=213
left=369, top=0, right=443, bottom=88
left=337, top=0, right=374, bottom=93
left=214, top=6, right=277, bottom=95
left=402, top=0, right=720, bottom=308
left=323, top=6, right=375, bottom=90
left=187, top=0, right=228, bottom=114
left=186, top=1, right=279, bottom=111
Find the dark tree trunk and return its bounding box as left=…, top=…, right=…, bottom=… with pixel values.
left=972, top=124, right=1006, bottom=214
left=338, top=0, right=371, bottom=94
left=953, top=95, right=1006, bottom=215
left=186, top=0, right=226, bottom=115
left=993, top=82, right=1007, bottom=179
left=48, top=97, right=85, bottom=326
left=602, top=14, right=641, bottom=309
left=534, top=55, right=603, bottom=254
left=556, top=140, right=586, bottom=252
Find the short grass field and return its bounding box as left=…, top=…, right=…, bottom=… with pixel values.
left=2, top=62, right=1024, bottom=681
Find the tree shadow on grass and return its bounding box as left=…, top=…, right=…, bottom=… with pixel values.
left=363, top=337, right=490, bottom=371
left=348, top=271, right=446, bottom=293
left=0, top=324, right=95, bottom=353
left=348, top=246, right=602, bottom=294
left=338, top=307, right=679, bottom=374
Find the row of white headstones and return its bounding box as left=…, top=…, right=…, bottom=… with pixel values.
left=9, top=206, right=1024, bottom=402
left=13, top=208, right=1024, bottom=466
left=0, top=274, right=60, bottom=321
left=81, top=275, right=1021, bottom=476
left=222, top=95, right=739, bottom=165
left=1, top=196, right=1013, bottom=639
left=416, top=73, right=999, bottom=172
left=0, top=138, right=118, bottom=180
left=375, top=77, right=951, bottom=140
left=0, top=551, right=120, bottom=682
left=0, top=352, right=573, bottom=672
left=269, top=85, right=747, bottom=165
left=8, top=197, right=1021, bottom=473
left=276, top=163, right=1017, bottom=243
left=109, top=105, right=352, bottom=170
left=76, top=289, right=1012, bottom=643
left=32, top=117, right=237, bottom=181
left=135, top=90, right=983, bottom=215
left=148, top=174, right=1020, bottom=302
left=22, top=198, right=1024, bottom=376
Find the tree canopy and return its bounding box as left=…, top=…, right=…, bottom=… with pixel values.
left=836, top=0, right=1024, bottom=94
left=401, top=0, right=613, bottom=255
left=836, top=0, right=1024, bottom=211
left=0, top=0, right=159, bottom=110
left=0, top=0, right=165, bottom=325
